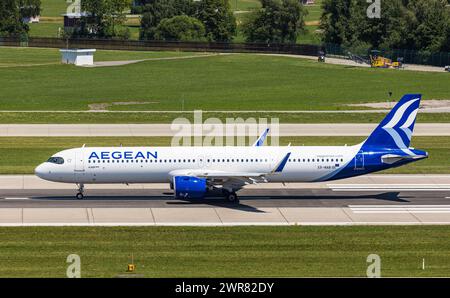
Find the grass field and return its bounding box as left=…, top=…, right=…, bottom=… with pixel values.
left=28, top=22, right=62, bottom=38
left=304, top=1, right=323, bottom=23
left=0, top=111, right=449, bottom=124
left=231, top=0, right=261, bottom=11
left=298, top=25, right=321, bottom=44
left=0, top=136, right=447, bottom=174
left=0, top=47, right=201, bottom=67
left=1, top=47, right=449, bottom=112
left=0, top=226, right=449, bottom=277
left=40, top=0, right=68, bottom=17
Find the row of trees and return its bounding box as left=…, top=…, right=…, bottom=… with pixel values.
left=242, top=0, right=307, bottom=43
left=2, top=0, right=449, bottom=55
left=320, top=0, right=450, bottom=54
left=0, top=0, right=41, bottom=38
left=73, top=0, right=131, bottom=39
left=138, top=0, right=236, bottom=42
left=138, top=0, right=307, bottom=42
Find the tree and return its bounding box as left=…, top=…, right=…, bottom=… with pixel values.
left=78, top=0, right=131, bottom=38
left=242, top=0, right=307, bottom=44
left=320, top=0, right=450, bottom=53
left=0, top=0, right=41, bottom=37
left=154, top=15, right=205, bottom=41
left=0, top=0, right=23, bottom=37
left=139, top=0, right=194, bottom=40
left=194, top=0, right=236, bottom=42
left=19, top=0, right=41, bottom=19
left=403, top=0, right=449, bottom=53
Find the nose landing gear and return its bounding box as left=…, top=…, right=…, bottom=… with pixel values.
left=76, top=183, right=84, bottom=200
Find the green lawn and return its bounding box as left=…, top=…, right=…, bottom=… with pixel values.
left=231, top=0, right=261, bottom=11
left=0, top=226, right=449, bottom=277
left=0, top=47, right=449, bottom=111
left=298, top=25, right=322, bottom=45
left=304, top=1, right=323, bottom=23
left=0, top=136, right=446, bottom=174
left=28, top=22, right=62, bottom=38
left=0, top=47, right=202, bottom=67
left=40, top=0, right=68, bottom=17
left=0, top=111, right=448, bottom=124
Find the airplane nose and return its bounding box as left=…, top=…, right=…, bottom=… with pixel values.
left=35, top=163, right=48, bottom=179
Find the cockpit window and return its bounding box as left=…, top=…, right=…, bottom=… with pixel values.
left=47, top=157, right=64, bottom=164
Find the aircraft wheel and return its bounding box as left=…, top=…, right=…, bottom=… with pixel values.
left=76, top=192, right=84, bottom=200
left=225, top=192, right=239, bottom=203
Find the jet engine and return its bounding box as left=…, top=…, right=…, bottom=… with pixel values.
left=173, top=176, right=207, bottom=199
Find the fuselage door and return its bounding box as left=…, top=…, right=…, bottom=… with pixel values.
left=197, top=154, right=205, bottom=169
left=354, top=151, right=365, bottom=170
left=75, top=148, right=85, bottom=172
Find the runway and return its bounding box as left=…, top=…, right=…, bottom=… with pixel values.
left=0, top=123, right=449, bottom=136
left=0, top=175, right=449, bottom=226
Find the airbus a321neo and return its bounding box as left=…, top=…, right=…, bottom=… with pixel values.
left=35, top=94, right=427, bottom=203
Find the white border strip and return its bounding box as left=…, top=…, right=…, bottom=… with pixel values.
left=0, top=221, right=449, bottom=227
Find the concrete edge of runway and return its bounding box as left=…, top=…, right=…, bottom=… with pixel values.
left=1, top=205, right=450, bottom=227
left=2, top=222, right=450, bottom=227
left=1, top=123, right=450, bottom=137
left=1, top=174, right=450, bottom=190
left=1, top=174, right=449, bottom=227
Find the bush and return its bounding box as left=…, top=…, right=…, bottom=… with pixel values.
left=242, top=0, right=307, bottom=44
left=154, top=15, right=205, bottom=41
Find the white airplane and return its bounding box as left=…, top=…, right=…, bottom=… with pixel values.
left=35, top=94, right=428, bottom=202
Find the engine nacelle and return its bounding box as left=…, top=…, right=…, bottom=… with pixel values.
left=173, top=176, right=207, bottom=199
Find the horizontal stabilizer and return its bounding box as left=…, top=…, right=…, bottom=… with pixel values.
left=381, top=153, right=427, bottom=164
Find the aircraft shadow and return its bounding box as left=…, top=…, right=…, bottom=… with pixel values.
left=31, top=192, right=409, bottom=213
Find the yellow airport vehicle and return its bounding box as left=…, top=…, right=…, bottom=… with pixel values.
left=369, top=50, right=403, bottom=69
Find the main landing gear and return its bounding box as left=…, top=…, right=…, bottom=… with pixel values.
left=76, top=183, right=84, bottom=200
left=222, top=189, right=239, bottom=203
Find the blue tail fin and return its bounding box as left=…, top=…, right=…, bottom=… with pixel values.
left=362, top=94, right=421, bottom=150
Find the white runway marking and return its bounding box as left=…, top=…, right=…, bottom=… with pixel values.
left=349, top=205, right=450, bottom=214
left=330, top=184, right=450, bottom=191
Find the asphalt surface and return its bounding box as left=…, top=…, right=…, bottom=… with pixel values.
left=1, top=188, right=449, bottom=209
left=1, top=123, right=449, bottom=136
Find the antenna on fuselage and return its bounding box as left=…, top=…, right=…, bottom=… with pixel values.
left=82, top=144, right=86, bottom=148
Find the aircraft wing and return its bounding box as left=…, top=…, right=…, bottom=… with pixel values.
left=169, top=152, right=291, bottom=185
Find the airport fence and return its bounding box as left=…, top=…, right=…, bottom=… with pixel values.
left=1, top=37, right=449, bottom=67
left=324, top=43, right=450, bottom=67
left=0, top=36, right=320, bottom=56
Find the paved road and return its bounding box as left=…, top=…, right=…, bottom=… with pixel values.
left=1, top=123, right=449, bottom=136
left=263, top=53, right=448, bottom=73
left=0, top=188, right=449, bottom=226
left=2, top=174, right=449, bottom=190
left=1, top=174, right=448, bottom=226
left=0, top=188, right=449, bottom=208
